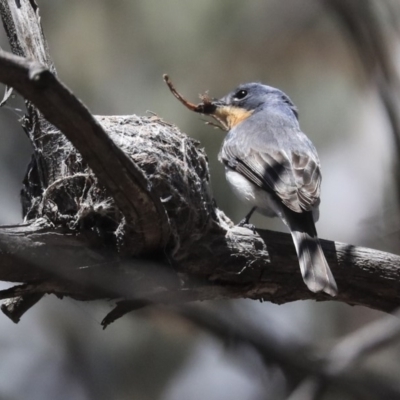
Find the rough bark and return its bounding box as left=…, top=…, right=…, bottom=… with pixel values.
left=0, top=0, right=399, bottom=325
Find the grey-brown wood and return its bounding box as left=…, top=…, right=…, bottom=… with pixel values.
left=1, top=220, right=400, bottom=314
left=0, top=0, right=399, bottom=325
left=0, top=0, right=170, bottom=254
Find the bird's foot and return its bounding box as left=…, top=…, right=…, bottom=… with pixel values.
left=237, top=219, right=256, bottom=233
left=236, top=207, right=257, bottom=233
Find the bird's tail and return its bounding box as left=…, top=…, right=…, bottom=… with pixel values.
left=283, top=209, right=338, bottom=296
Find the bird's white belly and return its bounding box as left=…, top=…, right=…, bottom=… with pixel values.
left=225, top=168, right=320, bottom=223
left=225, top=168, right=282, bottom=219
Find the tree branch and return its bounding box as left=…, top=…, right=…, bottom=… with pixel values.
left=0, top=0, right=398, bottom=326
left=0, top=48, right=170, bottom=253
left=1, top=221, right=400, bottom=316
left=169, top=305, right=400, bottom=400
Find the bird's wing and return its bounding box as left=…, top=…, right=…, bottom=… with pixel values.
left=221, top=141, right=321, bottom=213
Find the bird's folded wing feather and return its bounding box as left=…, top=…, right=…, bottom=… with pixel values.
left=222, top=142, right=321, bottom=213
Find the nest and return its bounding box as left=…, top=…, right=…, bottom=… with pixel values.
left=21, top=115, right=218, bottom=255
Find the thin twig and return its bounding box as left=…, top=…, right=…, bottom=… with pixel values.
left=163, top=74, right=217, bottom=115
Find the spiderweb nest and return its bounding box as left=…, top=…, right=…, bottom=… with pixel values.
left=21, top=114, right=225, bottom=255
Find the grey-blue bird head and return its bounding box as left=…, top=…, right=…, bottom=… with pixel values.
left=210, top=83, right=298, bottom=130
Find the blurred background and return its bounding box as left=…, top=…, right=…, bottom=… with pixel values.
left=0, top=0, right=400, bottom=399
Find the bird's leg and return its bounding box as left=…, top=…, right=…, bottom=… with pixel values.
left=237, top=207, right=257, bottom=232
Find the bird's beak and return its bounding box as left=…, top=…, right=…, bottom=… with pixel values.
left=194, top=98, right=226, bottom=115
left=162, top=75, right=251, bottom=130
left=209, top=99, right=227, bottom=108
left=205, top=100, right=254, bottom=130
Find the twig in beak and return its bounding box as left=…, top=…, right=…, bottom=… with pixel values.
left=163, top=74, right=228, bottom=131
left=163, top=74, right=216, bottom=115
left=163, top=74, right=199, bottom=111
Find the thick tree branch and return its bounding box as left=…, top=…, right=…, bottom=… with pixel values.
left=0, top=0, right=398, bottom=325
left=0, top=0, right=63, bottom=195
left=0, top=0, right=55, bottom=72
left=0, top=2, right=398, bottom=399
left=0, top=0, right=170, bottom=254
left=0, top=48, right=170, bottom=253
left=1, top=221, right=400, bottom=315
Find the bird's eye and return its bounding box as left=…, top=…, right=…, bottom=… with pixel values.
left=233, top=90, right=248, bottom=100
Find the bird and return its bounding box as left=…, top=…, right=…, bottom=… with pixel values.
left=207, top=82, right=338, bottom=296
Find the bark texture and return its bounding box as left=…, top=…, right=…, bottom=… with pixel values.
left=0, top=0, right=399, bottom=324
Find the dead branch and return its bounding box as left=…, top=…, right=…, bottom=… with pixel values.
left=170, top=305, right=400, bottom=400
left=0, top=0, right=398, bottom=327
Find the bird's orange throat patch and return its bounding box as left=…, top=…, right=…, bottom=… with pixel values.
left=213, top=106, right=253, bottom=130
